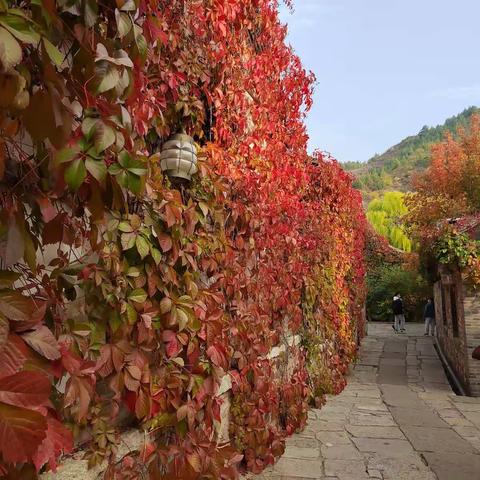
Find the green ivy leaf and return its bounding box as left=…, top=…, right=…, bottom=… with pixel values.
left=119, top=0, right=137, bottom=12
left=94, top=121, right=116, bottom=153
left=0, top=271, right=21, bottom=288
left=151, top=247, right=162, bottom=265
left=128, top=288, right=147, bottom=304
left=56, top=146, right=79, bottom=164
left=96, top=62, right=120, bottom=94
left=108, top=163, right=123, bottom=175
left=109, top=311, right=122, bottom=333
left=126, top=172, right=141, bottom=194
left=115, top=9, right=132, bottom=38
left=84, top=0, right=98, bottom=27
left=132, top=24, right=147, bottom=61
left=0, top=27, right=21, bottom=70
left=118, top=221, right=134, bottom=233
left=159, top=297, right=172, bottom=314
left=64, top=158, right=86, bottom=191
left=177, top=308, right=188, bottom=332
left=125, top=303, right=137, bottom=325
left=85, top=158, right=107, bottom=182
left=136, top=236, right=149, bottom=260
left=0, top=15, right=40, bottom=45
left=42, top=38, right=63, bottom=66
left=121, top=232, right=136, bottom=250
left=81, top=117, right=98, bottom=140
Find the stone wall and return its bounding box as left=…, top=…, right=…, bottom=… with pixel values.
left=433, top=270, right=469, bottom=392
left=434, top=267, right=480, bottom=397
left=464, top=293, right=480, bottom=396
left=40, top=333, right=303, bottom=479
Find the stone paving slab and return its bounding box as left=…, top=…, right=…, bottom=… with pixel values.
left=247, top=323, right=480, bottom=480
left=388, top=406, right=448, bottom=427
left=402, top=425, right=477, bottom=453
left=421, top=452, right=480, bottom=480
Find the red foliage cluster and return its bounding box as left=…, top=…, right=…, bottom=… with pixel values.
left=404, top=115, right=480, bottom=283
left=0, top=1, right=366, bottom=478
left=406, top=115, right=480, bottom=244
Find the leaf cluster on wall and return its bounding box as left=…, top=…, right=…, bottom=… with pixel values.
left=0, top=1, right=366, bottom=478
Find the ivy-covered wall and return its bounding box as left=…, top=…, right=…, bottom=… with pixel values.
left=0, top=1, right=366, bottom=478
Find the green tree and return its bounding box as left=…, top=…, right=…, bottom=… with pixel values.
left=367, top=192, right=412, bottom=251
left=367, top=264, right=429, bottom=321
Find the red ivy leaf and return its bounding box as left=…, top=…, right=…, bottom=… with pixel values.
left=206, top=345, right=226, bottom=369
left=0, top=289, right=34, bottom=322
left=0, top=402, right=47, bottom=464
left=0, top=371, right=50, bottom=409
left=0, top=334, right=27, bottom=379
left=32, top=417, right=73, bottom=472
left=21, top=326, right=61, bottom=360
left=0, top=315, right=8, bottom=350
left=36, top=197, right=57, bottom=223
left=158, top=233, right=173, bottom=252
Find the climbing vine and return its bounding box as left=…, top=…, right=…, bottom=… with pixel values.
left=0, top=1, right=366, bottom=478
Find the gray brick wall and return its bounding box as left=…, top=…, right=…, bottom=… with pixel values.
left=434, top=272, right=471, bottom=394
left=464, top=292, right=480, bottom=396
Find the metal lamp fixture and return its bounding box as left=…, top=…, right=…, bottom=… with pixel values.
left=160, top=133, right=198, bottom=181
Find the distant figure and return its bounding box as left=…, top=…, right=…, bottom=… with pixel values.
left=392, top=293, right=405, bottom=333
left=424, top=298, right=436, bottom=336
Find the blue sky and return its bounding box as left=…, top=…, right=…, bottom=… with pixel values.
left=279, top=0, right=480, bottom=163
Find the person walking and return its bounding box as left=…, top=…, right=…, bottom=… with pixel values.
left=424, top=298, right=436, bottom=336
left=392, top=293, right=406, bottom=333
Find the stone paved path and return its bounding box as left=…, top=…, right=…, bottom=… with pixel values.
left=248, top=323, right=480, bottom=480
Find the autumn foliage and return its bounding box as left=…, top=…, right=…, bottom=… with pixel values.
left=405, top=115, right=480, bottom=284
left=0, top=1, right=366, bottom=478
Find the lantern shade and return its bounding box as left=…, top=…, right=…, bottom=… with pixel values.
left=160, top=133, right=198, bottom=181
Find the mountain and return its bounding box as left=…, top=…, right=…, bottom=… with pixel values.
left=344, top=106, right=480, bottom=200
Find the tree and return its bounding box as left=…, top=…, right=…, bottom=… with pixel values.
left=404, top=115, right=480, bottom=287
left=367, top=192, right=411, bottom=251
left=405, top=114, right=480, bottom=244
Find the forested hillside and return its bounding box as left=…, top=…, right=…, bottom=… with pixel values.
left=345, top=106, right=480, bottom=198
